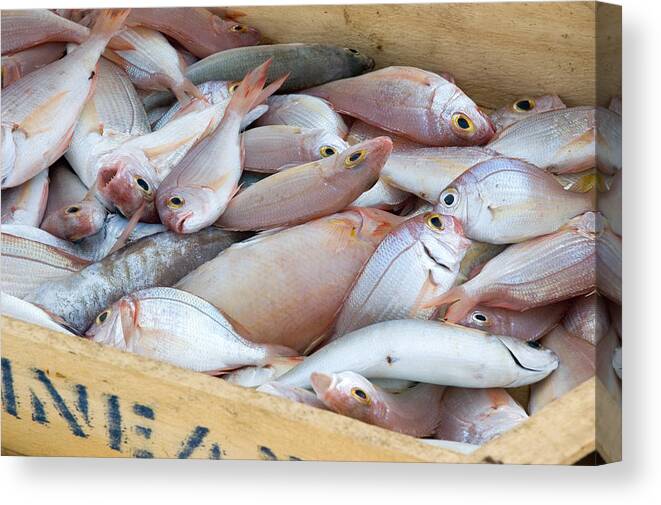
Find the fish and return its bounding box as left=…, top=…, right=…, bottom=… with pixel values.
left=176, top=208, right=401, bottom=353
left=215, top=137, right=393, bottom=231
left=1, top=225, right=91, bottom=298
left=64, top=57, right=151, bottom=196
left=433, top=388, right=528, bottom=445
left=257, top=382, right=329, bottom=410
left=455, top=302, right=569, bottom=341
left=152, top=80, right=233, bottom=130
left=489, top=95, right=566, bottom=131
left=311, top=371, right=445, bottom=437
left=1, top=9, right=89, bottom=55
left=276, top=319, right=559, bottom=389
left=434, top=157, right=595, bottom=243
left=1, top=169, right=49, bottom=226
left=596, top=219, right=622, bottom=304
left=528, top=326, right=595, bottom=414
left=612, top=346, right=622, bottom=379
left=379, top=147, right=497, bottom=203
left=562, top=293, right=610, bottom=346
left=347, top=119, right=425, bottom=151
left=126, top=8, right=260, bottom=58
left=103, top=27, right=202, bottom=104
left=95, top=98, right=229, bottom=222
left=2, top=9, right=131, bottom=189
left=349, top=178, right=411, bottom=211
left=241, top=125, right=349, bottom=173
left=255, top=94, right=349, bottom=139
left=206, top=7, right=247, bottom=21
left=156, top=60, right=287, bottom=233
left=2, top=43, right=66, bottom=88
left=608, top=301, right=622, bottom=340
left=487, top=106, right=621, bottom=174
left=223, top=356, right=304, bottom=388
left=143, top=44, right=374, bottom=111
left=328, top=212, right=470, bottom=342
left=456, top=240, right=506, bottom=284
left=40, top=161, right=107, bottom=241
left=436, top=212, right=601, bottom=323
left=85, top=287, right=294, bottom=373
left=598, top=169, right=621, bottom=236
left=24, top=227, right=244, bottom=334
left=554, top=169, right=606, bottom=193
left=304, top=66, right=495, bottom=146
left=1, top=292, right=75, bottom=335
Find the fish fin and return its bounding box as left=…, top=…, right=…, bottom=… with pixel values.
left=443, top=290, right=481, bottom=323
left=106, top=36, right=135, bottom=52
left=274, top=162, right=299, bottom=172
left=88, top=9, right=131, bottom=46
left=17, top=91, right=71, bottom=137
left=142, top=135, right=198, bottom=159
left=225, top=60, right=286, bottom=119
left=1, top=58, right=22, bottom=87
left=419, top=284, right=464, bottom=311
left=106, top=202, right=145, bottom=255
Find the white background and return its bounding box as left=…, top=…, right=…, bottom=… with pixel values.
left=1, top=0, right=659, bottom=503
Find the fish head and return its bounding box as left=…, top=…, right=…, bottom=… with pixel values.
left=41, top=201, right=107, bottom=242
left=329, top=136, right=393, bottom=185
left=496, top=335, right=559, bottom=387
left=96, top=147, right=159, bottom=222
left=510, top=95, right=566, bottom=116
left=304, top=129, right=349, bottom=161
left=342, top=47, right=375, bottom=74
left=457, top=306, right=501, bottom=332
left=311, top=371, right=386, bottom=423
left=433, top=171, right=477, bottom=229
left=156, top=185, right=215, bottom=234
left=435, top=88, right=496, bottom=146
left=85, top=297, right=137, bottom=351
left=215, top=17, right=261, bottom=48
left=413, top=212, right=472, bottom=274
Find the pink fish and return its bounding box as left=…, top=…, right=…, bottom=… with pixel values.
left=489, top=95, right=566, bottom=131
left=435, top=212, right=600, bottom=323
left=156, top=60, right=287, bottom=233
left=2, top=43, right=66, bottom=88
left=434, top=388, right=528, bottom=445
left=311, top=371, right=446, bottom=437
left=304, top=66, right=495, bottom=146
left=562, top=293, right=610, bottom=346
left=2, top=9, right=130, bottom=189
left=126, top=8, right=260, bottom=58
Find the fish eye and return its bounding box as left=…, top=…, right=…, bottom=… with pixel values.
left=133, top=176, right=152, bottom=195
left=95, top=309, right=111, bottom=325
left=351, top=387, right=371, bottom=405
left=347, top=48, right=360, bottom=55
left=228, top=81, right=240, bottom=94
left=65, top=205, right=81, bottom=215
left=424, top=213, right=445, bottom=231
left=167, top=196, right=185, bottom=209
left=451, top=113, right=476, bottom=134
left=527, top=340, right=542, bottom=349
left=319, top=145, right=337, bottom=158
left=344, top=149, right=367, bottom=169
left=439, top=188, right=459, bottom=208
left=471, top=311, right=488, bottom=324
left=513, top=98, right=536, bottom=112
left=230, top=24, right=248, bottom=33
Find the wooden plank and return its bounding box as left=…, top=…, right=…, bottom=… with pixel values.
left=239, top=2, right=621, bottom=109
left=1, top=317, right=596, bottom=463
left=596, top=378, right=622, bottom=463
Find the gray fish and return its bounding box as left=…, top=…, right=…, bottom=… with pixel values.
left=143, top=43, right=374, bottom=110
left=24, top=227, right=246, bottom=333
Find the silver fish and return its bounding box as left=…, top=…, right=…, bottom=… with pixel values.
left=562, top=293, right=610, bottom=346
left=24, top=227, right=244, bottom=333
left=277, top=319, right=559, bottom=389
left=1, top=43, right=66, bottom=88
left=1, top=292, right=75, bottom=335
left=329, top=212, right=470, bottom=341
left=85, top=287, right=294, bottom=373
left=435, top=157, right=594, bottom=243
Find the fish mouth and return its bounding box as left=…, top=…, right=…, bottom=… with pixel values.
left=172, top=211, right=194, bottom=234
left=310, top=372, right=334, bottom=397
left=422, top=242, right=452, bottom=272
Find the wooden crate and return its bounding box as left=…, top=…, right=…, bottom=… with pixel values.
left=1, top=2, right=621, bottom=463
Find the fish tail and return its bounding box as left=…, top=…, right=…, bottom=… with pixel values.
left=263, top=344, right=299, bottom=361
left=88, top=9, right=131, bottom=46
left=226, top=59, right=286, bottom=118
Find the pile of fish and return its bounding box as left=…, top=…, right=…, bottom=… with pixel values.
left=1, top=8, right=622, bottom=452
